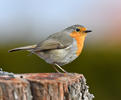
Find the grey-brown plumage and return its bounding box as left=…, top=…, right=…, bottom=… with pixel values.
left=32, top=29, right=76, bottom=66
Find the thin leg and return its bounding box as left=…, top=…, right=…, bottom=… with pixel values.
left=51, top=65, right=60, bottom=73
left=55, top=63, right=67, bottom=73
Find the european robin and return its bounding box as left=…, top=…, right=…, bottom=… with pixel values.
left=9, top=25, right=92, bottom=72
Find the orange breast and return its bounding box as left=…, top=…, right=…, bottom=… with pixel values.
left=70, top=32, right=86, bottom=56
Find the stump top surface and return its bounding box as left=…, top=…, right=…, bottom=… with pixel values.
left=16, top=73, right=84, bottom=84
left=0, top=75, right=29, bottom=85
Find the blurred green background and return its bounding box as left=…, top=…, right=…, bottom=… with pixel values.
left=0, top=0, right=121, bottom=100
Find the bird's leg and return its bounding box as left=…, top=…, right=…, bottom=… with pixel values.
left=54, top=63, right=67, bottom=73
left=52, top=65, right=60, bottom=73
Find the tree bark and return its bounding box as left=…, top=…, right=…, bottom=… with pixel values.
left=0, top=73, right=94, bottom=100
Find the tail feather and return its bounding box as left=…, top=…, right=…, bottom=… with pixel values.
left=8, top=45, right=37, bottom=52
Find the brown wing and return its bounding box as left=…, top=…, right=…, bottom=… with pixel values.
left=34, top=31, right=73, bottom=52
left=33, top=39, right=65, bottom=52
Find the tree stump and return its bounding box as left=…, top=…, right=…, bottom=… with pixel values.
left=0, top=73, right=94, bottom=100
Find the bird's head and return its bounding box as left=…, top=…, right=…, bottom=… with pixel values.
left=65, top=24, right=92, bottom=38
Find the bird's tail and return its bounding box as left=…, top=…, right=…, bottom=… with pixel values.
left=8, top=45, right=37, bottom=52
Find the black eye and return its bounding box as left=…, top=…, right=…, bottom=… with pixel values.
left=76, top=28, right=80, bottom=32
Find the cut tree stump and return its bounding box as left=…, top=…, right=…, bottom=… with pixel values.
left=0, top=73, right=94, bottom=100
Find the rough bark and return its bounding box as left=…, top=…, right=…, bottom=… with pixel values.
left=0, top=76, right=32, bottom=100
left=0, top=73, right=94, bottom=100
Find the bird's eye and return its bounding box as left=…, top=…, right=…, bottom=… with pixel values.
left=75, top=28, right=80, bottom=32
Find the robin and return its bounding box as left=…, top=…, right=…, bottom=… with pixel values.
left=9, top=25, right=92, bottom=72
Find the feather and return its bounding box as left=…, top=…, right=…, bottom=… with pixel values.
left=8, top=45, right=36, bottom=52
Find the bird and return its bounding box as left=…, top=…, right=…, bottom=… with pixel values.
left=8, top=24, right=92, bottom=73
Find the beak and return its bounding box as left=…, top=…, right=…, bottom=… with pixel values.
left=84, top=30, right=92, bottom=33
